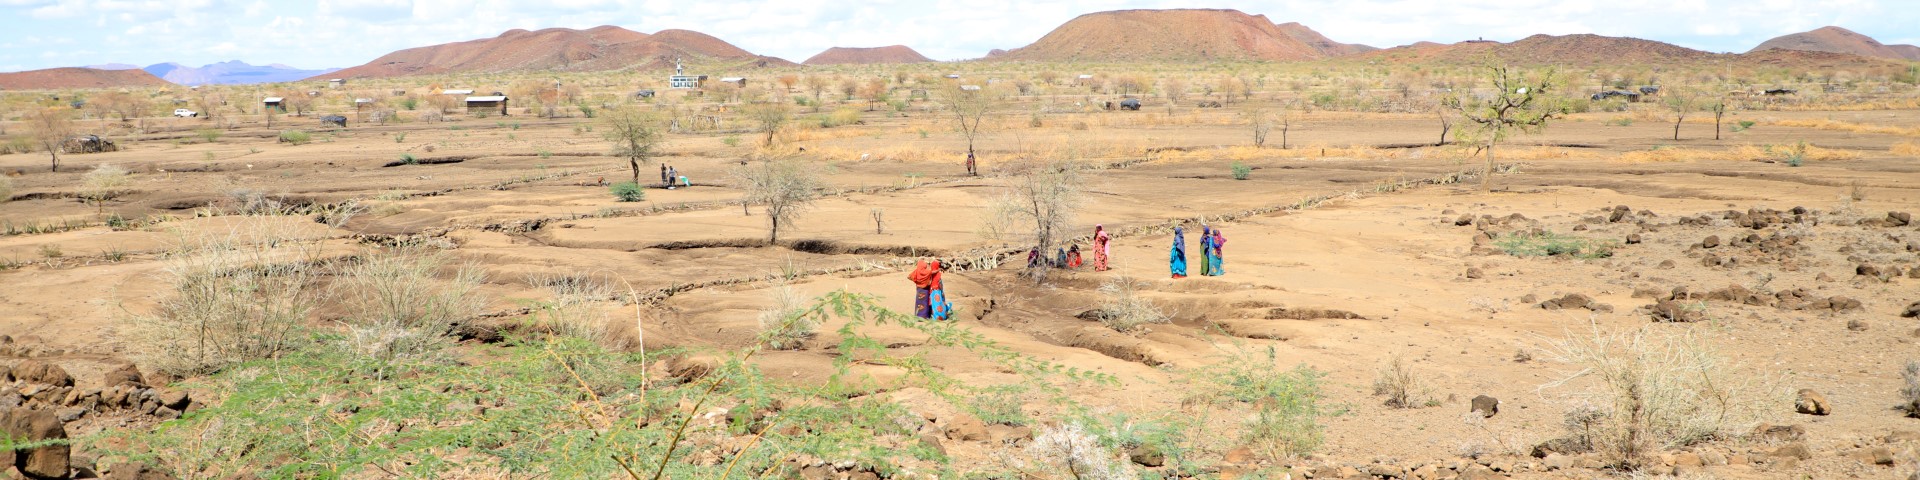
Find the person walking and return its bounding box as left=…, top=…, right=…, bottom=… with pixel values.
left=660, top=163, right=669, bottom=185
left=1208, top=227, right=1226, bottom=275
left=1092, top=225, right=1111, bottom=272
left=966, top=152, right=977, bottom=176
left=666, top=166, right=678, bottom=190
left=1169, top=226, right=1188, bottom=279
left=1198, top=225, right=1215, bottom=276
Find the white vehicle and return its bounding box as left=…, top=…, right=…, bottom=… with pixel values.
left=172, top=108, right=198, bottom=118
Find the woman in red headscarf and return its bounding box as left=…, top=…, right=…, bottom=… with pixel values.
left=1092, top=225, right=1110, bottom=272
left=908, top=259, right=951, bottom=319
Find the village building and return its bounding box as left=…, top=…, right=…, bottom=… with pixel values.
left=262, top=97, right=284, bottom=112
left=718, top=77, right=746, bottom=87
left=465, top=95, right=508, bottom=116
left=327, top=78, right=346, bottom=88
left=669, top=58, right=707, bottom=89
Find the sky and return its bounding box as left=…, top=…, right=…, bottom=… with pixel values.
left=2, top=0, right=1917, bottom=72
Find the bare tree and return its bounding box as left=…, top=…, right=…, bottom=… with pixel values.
left=602, top=107, right=665, bottom=185
left=987, top=157, right=1086, bottom=281
left=26, top=107, right=73, bottom=172
left=1444, top=65, right=1564, bottom=192
left=1161, top=77, right=1188, bottom=105
left=1248, top=108, right=1273, bottom=148
left=803, top=76, right=830, bottom=110
left=744, top=101, right=791, bottom=147
left=1435, top=100, right=1455, bottom=146
left=940, top=84, right=1001, bottom=175
left=1664, top=88, right=1699, bottom=141
left=732, top=156, right=823, bottom=243
left=838, top=78, right=859, bottom=102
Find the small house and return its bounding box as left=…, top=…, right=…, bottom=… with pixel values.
left=442, top=89, right=475, bottom=96
left=959, top=85, right=982, bottom=91
left=263, top=97, right=285, bottom=112
left=670, top=74, right=706, bottom=89
left=327, top=78, right=346, bottom=88
left=718, top=77, right=746, bottom=87
left=465, top=95, right=509, bottom=116
left=354, top=98, right=374, bottom=109
left=669, top=57, right=707, bottom=89
left=945, top=74, right=961, bottom=79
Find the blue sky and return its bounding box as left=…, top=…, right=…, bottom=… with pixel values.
left=1, top=0, right=1915, bottom=72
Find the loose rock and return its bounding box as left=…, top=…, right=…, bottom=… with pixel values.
left=1470, top=395, right=1499, bottom=418
left=1794, top=389, right=1831, bottom=416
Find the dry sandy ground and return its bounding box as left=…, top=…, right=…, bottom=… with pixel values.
left=2, top=106, right=1918, bottom=477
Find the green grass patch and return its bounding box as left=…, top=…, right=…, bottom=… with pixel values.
left=1495, top=231, right=1617, bottom=259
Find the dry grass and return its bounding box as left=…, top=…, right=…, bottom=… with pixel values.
left=128, top=225, right=325, bottom=376
left=1094, top=276, right=1170, bottom=332
left=1616, top=144, right=1859, bottom=164
left=1372, top=353, right=1435, bottom=409
left=756, top=284, right=815, bottom=350
left=1771, top=118, right=1920, bottom=137
left=1546, top=325, right=1777, bottom=469
left=1891, top=141, right=1920, bottom=156
left=526, top=274, right=616, bottom=344
left=1901, top=360, right=1920, bottom=418
left=336, top=247, right=488, bottom=332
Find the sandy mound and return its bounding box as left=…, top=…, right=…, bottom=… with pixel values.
left=987, top=9, right=1335, bottom=62
left=802, top=46, right=934, bottom=65
left=322, top=25, right=793, bottom=79
left=0, top=67, right=171, bottom=90
left=1750, top=26, right=1920, bottom=61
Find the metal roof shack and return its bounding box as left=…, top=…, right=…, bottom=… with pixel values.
left=442, top=89, right=475, bottom=95
left=718, top=77, right=746, bottom=86
left=465, top=95, right=509, bottom=116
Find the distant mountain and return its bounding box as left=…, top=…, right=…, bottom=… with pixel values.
left=987, top=9, right=1337, bottom=62
left=141, top=60, right=339, bottom=86
left=0, top=67, right=170, bottom=90
left=85, top=63, right=141, bottom=71
left=802, top=46, right=934, bottom=65
left=1749, top=26, right=1920, bottom=61
left=321, top=25, right=792, bottom=79
left=1361, top=33, right=1712, bottom=65
left=1275, top=22, right=1376, bottom=57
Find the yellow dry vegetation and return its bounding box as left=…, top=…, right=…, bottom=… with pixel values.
left=1770, top=118, right=1920, bottom=137
left=1892, top=141, right=1920, bottom=156
left=1616, top=144, right=1861, bottom=163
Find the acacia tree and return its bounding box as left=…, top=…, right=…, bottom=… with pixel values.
left=1664, top=88, right=1699, bottom=141
left=602, top=107, right=665, bottom=185
left=803, top=76, right=830, bottom=110
left=744, top=101, right=790, bottom=147
left=1444, top=64, right=1563, bottom=192
left=940, top=84, right=1001, bottom=175
left=27, top=107, right=74, bottom=172
left=732, top=156, right=822, bottom=243
left=988, top=157, right=1085, bottom=281
left=1248, top=108, right=1273, bottom=148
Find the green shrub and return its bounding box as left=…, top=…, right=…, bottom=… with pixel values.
left=399, top=153, right=417, bottom=165
left=1191, top=346, right=1325, bottom=460
left=393, top=132, right=407, bottom=143
left=609, top=182, right=644, bottom=202
left=400, top=98, right=418, bottom=110
left=1731, top=120, right=1755, bottom=132
left=1495, top=231, right=1615, bottom=259
left=1230, top=161, right=1252, bottom=180
left=195, top=128, right=223, bottom=143
left=278, top=130, right=312, bottom=145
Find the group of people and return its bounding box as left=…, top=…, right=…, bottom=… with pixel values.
left=1168, top=225, right=1226, bottom=279
left=1026, top=224, right=1113, bottom=272
left=913, top=223, right=1225, bottom=320
left=658, top=163, right=692, bottom=189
